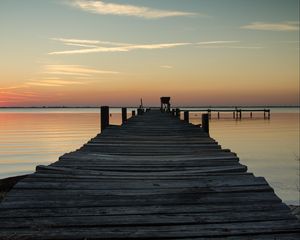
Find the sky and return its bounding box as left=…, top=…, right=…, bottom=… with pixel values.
left=0, top=0, right=299, bottom=107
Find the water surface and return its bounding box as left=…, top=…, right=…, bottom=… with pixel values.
left=0, top=107, right=299, bottom=204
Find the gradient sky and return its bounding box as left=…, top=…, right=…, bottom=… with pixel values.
left=0, top=0, right=299, bottom=107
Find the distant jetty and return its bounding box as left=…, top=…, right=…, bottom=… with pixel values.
left=176, top=107, right=271, bottom=119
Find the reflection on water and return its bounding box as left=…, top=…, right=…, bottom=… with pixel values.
left=0, top=108, right=299, bottom=204
left=0, top=111, right=99, bottom=177
left=189, top=111, right=299, bottom=205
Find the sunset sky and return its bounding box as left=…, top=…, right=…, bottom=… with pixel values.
left=0, top=0, right=299, bottom=107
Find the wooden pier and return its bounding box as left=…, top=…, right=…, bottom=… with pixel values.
left=176, top=108, right=271, bottom=119
left=0, top=109, right=299, bottom=239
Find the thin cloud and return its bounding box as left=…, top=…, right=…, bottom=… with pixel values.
left=70, top=0, right=196, bottom=19
left=44, top=65, right=119, bottom=75
left=44, top=71, right=92, bottom=77
left=27, top=82, right=63, bottom=87
left=26, top=80, right=87, bottom=87
left=42, top=77, right=62, bottom=80
left=196, top=41, right=263, bottom=49
left=42, top=80, right=87, bottom=85
left=65, top=43, right=99, bottom=48
left=52, top=38, right=130, bottom=46
left=227, top=46, right=263, bottom=49
left=26, top=64, right=117, bottom=88
left=160, top=65, right=173, bottom=69
left=0, top=85, right=28, bottom=90
left=127, top=43, right=189, bottom=50
left=0, top=91, right=40, bottom=104
left=48, top=40, right=190, bottom=55
left=51, top=38, right=100, bottom=44
left=48, top=46, right=129, bottom=55
left=197, top=41, right=240, bottom=45
left=0, top=91, right=39, bottom=97
left=241, top=21, right=299, bottom=31
left=0, top=100, right=18, bottom=103
left=198, top=45, right=263, bottom=49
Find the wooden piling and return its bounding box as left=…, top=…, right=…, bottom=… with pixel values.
left=250, top=112, right=253, bottom=118
left=137, top=108, right=144, bottom=115
left=132, top=110, right=136, bottom=117
left=217, top=112, right=220, bottom=119
left=122, top=108, right=127, bottom=124
left=202, top=113, right=209, bottom=135
left=184, top=111, right=189, bottom=123
left=100, top=106, right=109, bottom=132
left=207, top=109, right=211, bottom=119
left=175, top=108, right=180, bottom=118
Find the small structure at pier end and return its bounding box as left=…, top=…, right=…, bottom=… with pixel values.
left=160, top=96, right=171, bottom=112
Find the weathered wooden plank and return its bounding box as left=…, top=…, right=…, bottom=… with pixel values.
left=0, top=220, right=299, bottom=239
left=22, top=173, right=260, bottom=183
left=53, top=160, right=240, bottom=167
left=59, top=152, right=238, bottom=161
left=6, top=185, right=273, bottom=201
left=47, top=165, right=245, bottom=173
left=35, top=165, right=248, bottom=175
left=0, top=203, right=289, bottom=218
left=0, top=192, right=282, bottom=209
left=25, top=172, right=253, bottom=181
left=0, top=210, right=296, bottom=229
left=0, top=202, right=290, bottom=218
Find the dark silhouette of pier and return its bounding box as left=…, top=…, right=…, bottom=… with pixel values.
left=175, top=108, right=271, bottom=120
left=0, top=101, right=299, bottom=239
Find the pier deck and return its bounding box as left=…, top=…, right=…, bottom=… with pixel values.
left=0, top=110, right=299, bottom=239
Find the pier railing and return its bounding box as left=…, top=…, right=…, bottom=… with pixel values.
left=100, top=106, right=270, bottom=136
left=173, top=108, right=271, bottom=120
left=100, top=106, right=210, bottom=135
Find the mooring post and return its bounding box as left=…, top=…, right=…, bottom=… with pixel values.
left=207, top=109, right=211, bottom=119
left=268, top=109, right=271, bottom=119
left=202, top=113, right=209, bottom=135
left=175, top=108, right=180, bottom=118
left=239, top=110, right=242, bottom=119
left=264, top=109, right=266, bottom=119
left=132, top=110, right=136, bottom=117
left=233, top=111, right=236, bottom=119
left=122, top=107, right=127, bottom=124
left=250, top=112, right=253, bottom=118
left=137, top=108, right=143, bottom=115
left=217, top=112, right=220, bottom=119
left=184, top=111, right=189, bottom=123
left=101, top=106, right=109, bottom=132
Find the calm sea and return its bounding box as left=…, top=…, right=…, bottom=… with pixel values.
left=0, top=107, right=299, bottom=205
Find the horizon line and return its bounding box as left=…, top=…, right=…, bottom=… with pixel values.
left=0, top=105, right=299, bottom=109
